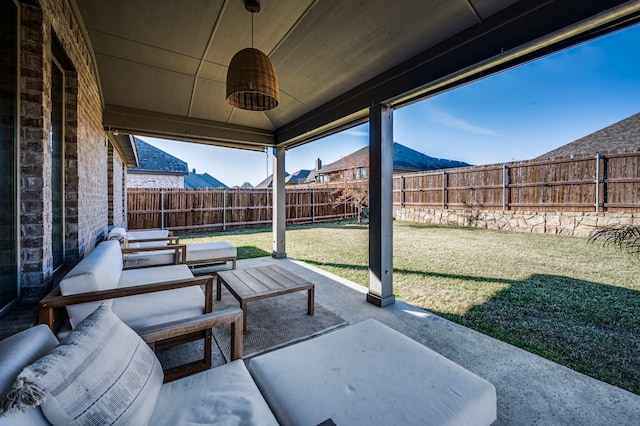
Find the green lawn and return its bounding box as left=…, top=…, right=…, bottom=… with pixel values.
left=182, top=220, right=640, bottom=395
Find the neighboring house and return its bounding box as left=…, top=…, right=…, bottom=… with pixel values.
left=255, top=170, right=311, bottom=188
left=185, top=169, right=228, bottom=189
left=127, top=138, right=189, bottom=188
left=305, top=143, right=471, bottom=184
left=537, top=112, right=640, bottom=159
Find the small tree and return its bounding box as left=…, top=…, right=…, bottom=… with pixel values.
left=331, top=153, right=369, bottom=223
left=240, top=181, right=253, bottom=189
left=589, top=225, right=640, bottom=260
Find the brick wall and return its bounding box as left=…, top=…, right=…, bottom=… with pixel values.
left=108, top=143, right=127, bottom=228
left=18, top=0, right=123, bottom=301
left=127, top=174, right=185, bottom=189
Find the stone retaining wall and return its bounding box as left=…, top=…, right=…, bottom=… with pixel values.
left=393, top=208, right=640, bottom=237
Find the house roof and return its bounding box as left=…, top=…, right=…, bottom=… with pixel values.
left=255, top=169, right=310, bottom=188
left=537, top=112, right=640, bottom=159
left=184, top=170, right=228, bottom=189
left=286, top=170, right=312, bottom=185
left=128, top=137, right=188, bottom=175
left=256, top=171, right=291, bottom=188
left=71, top=1, right=639, bottom=150
left=305, top=143, right=470, bottom=182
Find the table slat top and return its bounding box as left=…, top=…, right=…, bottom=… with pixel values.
left=218, top=265, right=312, bottom=299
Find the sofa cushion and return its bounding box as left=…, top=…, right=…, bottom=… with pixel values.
left=59, top=240, right=123, bottom=327
left=123, top=249, right=180, bottom=268
left=0, top=325, right=58, bottom=426
left=249, top=319, right=497, bottom=426
left=187, top=242, right=236, bottom=263
left=0, top=305, right=163, bottom=425
left=124, top=242, right=236, bottom=268
left=107, top=227, right=127, bottom=241
left=115, top=264, right=205, bottom=330
left=126, top=229, right=169, bottom=248
left=149, top=360, right=278, bottom=425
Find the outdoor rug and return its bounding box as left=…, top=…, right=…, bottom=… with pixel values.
left=212, top=289, right=347, bottom=362
left=154, top=289, right=347, bottom=370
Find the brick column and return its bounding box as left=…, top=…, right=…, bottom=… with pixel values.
left=20, top=4, right=52, bottom=300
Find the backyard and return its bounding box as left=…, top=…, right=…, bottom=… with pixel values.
left=182, top=220, right=640, bottom=395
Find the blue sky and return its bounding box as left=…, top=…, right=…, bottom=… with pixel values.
left=141, top=23, right=640, bottom=187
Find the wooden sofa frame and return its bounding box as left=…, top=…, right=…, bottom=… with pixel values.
left=122, top=235, right=237, bottom=272
left=38, top=244, right=235, bottom=382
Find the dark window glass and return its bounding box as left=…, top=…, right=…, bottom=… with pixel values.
left=51, top=61, right=64, bottom=271
left=0, top=0, right=18, bottom=310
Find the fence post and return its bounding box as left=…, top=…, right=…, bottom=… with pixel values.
left=595, top=153, right=601, bottom=213
left=400, top=176, right=405, bottom=208
left=442, top=171, right=448, bottom=209
left=502, top=164, right=508, bottom=211
left=222, top=189, right=227, bottom=231
left=160, top=189, right=165, bottom=230
left=311, top=189, right=315, bottom=223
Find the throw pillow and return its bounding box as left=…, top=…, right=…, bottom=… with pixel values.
left=0, top=305, right=163, bottom=425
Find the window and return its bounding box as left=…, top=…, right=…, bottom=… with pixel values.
left=51, top=58, right=65, bottom=271
left=353, top=167, right=367, bottom=180
left=0, top=0, right=18, bottom=311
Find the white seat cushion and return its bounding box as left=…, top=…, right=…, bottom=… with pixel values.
left=186, top=242, right=236, bottom=262
left=150, top=360, right=278, bottom=425
left=126, top=229, right=169, bottom=248
left=118, top=264, right=194, bottom=287
left=249, top=319, right=497, bottom=426
left=115, top=264, right=205, bottom=330
left=124, top=242, right=236, bottom=268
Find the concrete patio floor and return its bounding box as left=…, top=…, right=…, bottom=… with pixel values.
left=1, top=256, right=639, bottom=425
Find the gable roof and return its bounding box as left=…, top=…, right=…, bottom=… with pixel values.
left=305, top=143, right=470, bottom=182
left=184, top=170, right=228, bottom=189
left=537, top=112, right=640, bottom=159
left=128, top=137, right=188, bottom=175
left=256, top=172, right=291, bottom=189
left=286, top=170, right=312, bottom=185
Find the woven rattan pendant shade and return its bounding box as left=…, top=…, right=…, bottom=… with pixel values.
left=226, top=47, right=279, bottom=111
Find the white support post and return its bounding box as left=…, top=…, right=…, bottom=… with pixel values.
left=367, top=104, right=395, bottom=307
left=272, top=146, right=287, bottom=258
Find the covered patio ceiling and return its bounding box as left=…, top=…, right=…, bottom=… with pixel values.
left=71, top=0, right=640, bottom=155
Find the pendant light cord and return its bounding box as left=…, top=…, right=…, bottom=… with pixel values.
left=251, top=13, right=254, bottom=48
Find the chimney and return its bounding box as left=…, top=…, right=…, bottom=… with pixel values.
left=315, top=158, right=322, bottom=170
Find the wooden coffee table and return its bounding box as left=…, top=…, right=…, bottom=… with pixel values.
left=216, top=265, right=314, bottom=332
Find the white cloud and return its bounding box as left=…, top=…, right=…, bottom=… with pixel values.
left=343, top=129, right=369, bottom=137
left=426, top=106, right=498, bottom=136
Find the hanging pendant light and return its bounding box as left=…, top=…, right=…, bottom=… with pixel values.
left=226, top=0, right=279, bottom=111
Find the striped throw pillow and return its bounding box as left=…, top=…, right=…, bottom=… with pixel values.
left=1, top=305, right=163, bottom=425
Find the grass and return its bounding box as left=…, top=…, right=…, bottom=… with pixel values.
left=182, top=220, right=640, bottom=395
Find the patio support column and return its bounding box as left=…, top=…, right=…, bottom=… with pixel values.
left=272, top=145, right=287, bottom=259
left=367, top=104, right=395, bottom=307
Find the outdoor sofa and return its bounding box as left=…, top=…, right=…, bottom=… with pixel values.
left=4, top=303, right=497, bottom=425
left=109, top=227, right=237, bottom=272
left=38, top=239, right=218, bottom=380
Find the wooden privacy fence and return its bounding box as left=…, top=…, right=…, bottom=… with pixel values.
left=394, top=152, right=640, bottom=212
left=128, top=186, right=356, bottom=232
